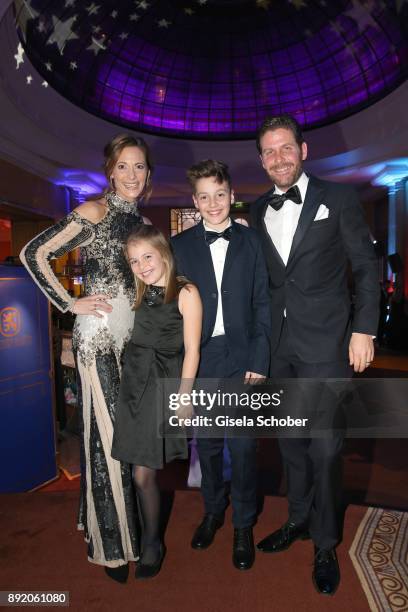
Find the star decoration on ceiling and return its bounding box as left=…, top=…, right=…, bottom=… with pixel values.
left=344, top=0, right=379, bottom=33
left=119, top=32, right=129, bottom=39
left=14, top=42, right=25, bottom=69
left=70, top=61, right=77, bottom=69
left=111, top=10, right=118, bottom=18
left=256, top=0, right=272, bottom=8
left=37, top=20, right=46, bottom=33
left=184, top=7, right=195, bottom=15
left=42, top=81, right=49, bottom=87
left=86, top=3, right=100, bottom=16
left=158, top=19, right=171, bottom=27
left=87, top=36, right=107, bottom=55
left=65, top=0, right=75, bottom=7
left=329, top=19, right=346, bottom=37
left=92, top=25, right=101, bottom=33
left=289, top=0, right=307, bottom=9
left=130, top=13, right=139, bottom=21
left=45, top=61, right=52, bottom=71
left=47, top=15, right=79, bottom=55
left=26, top=75, right=33, bottom=84
left=14, top=0, right=40, bottom=41
left=137, top=1, right=149, bottom=9
left=197, top=0, right=208, bottom=5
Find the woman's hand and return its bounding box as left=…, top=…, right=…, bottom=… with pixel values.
left=176, top=401, right=194, bottom=427
left=71, top=294, right=113, bottom=317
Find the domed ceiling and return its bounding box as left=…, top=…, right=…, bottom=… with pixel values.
left=14, top=0, right=408, bottom=139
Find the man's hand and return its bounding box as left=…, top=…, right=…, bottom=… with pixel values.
left=349, top=332, right=375, bottom=373
left=244, top=371, right=266, bottom=385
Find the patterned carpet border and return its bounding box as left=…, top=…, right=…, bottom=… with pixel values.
left=349, top=507, right=408, bottom=612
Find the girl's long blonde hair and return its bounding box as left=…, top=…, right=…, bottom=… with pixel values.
left=125, top=225, right=187, bottom=308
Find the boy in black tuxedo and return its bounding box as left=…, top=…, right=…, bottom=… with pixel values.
left=171, top=160, right=270, bottom=570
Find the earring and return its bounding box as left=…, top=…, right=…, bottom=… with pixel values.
left=110, top=176, right=115, bottom=191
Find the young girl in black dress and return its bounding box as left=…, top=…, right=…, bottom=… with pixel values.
left=112, top=225, right=202, bottom=579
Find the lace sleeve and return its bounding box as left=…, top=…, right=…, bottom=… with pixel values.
left=20, top=211, right=95, bottom=313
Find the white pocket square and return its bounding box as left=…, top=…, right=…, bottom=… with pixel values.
left=314, top=204, right=329, bottom=221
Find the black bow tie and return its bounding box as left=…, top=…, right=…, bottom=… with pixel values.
left=268, top=185, right=302, bottom=211
left=204, top=226, right=233, bottom=245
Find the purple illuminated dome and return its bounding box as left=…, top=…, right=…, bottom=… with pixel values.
left=15, top=0, right=408, bottom=139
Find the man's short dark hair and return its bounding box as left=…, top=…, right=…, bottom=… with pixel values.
left=256, top=114, right=304, bottom=153
left=187, top=159, right=231, bottom=191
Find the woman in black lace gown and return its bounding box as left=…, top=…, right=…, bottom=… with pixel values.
left=20, top=134, right=153, bottom=582
left=112, top=225, right=202, bottom=579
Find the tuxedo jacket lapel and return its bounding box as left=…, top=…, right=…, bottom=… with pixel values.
left=193, top=222, right=218, bottom=290
left=287, top=176, right=325, bottom=267
left=222, top=221, right=243, bottom=283
left=258, top=198, right=286, bottom=268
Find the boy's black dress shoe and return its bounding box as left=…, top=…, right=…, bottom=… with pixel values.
left=312, top=547, right=340, bottom=595
left=104, top=563, right=129, bottom=583
left=191, top=514, right=224, bottom=550
left=135, top=545, right=166, bottom=580
left=233, top=527, right=255, bottom=570
left=257, top=521, right=309, bottom=553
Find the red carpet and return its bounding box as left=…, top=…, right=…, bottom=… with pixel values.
left=1, top=489, right=370, bottom=612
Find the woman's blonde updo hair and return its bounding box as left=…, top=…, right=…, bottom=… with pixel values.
left=104, top=133, right=154, bottom=201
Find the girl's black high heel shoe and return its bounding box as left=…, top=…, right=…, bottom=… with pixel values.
left=135, top=544, right=166, bottom=580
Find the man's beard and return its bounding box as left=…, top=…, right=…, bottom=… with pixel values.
left=269, top=164, right=302, bottom=190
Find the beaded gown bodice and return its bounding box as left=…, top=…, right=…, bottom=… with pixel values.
left=73, top=193, right=143, bottom=366
left=21, top=191, right=143, bottom=367
left=81, top=192, right=142, bottom=303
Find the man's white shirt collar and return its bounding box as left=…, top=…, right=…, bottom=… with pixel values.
left=274, top=172, right=308, bottom=203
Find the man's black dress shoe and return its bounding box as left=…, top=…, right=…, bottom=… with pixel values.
left=135, top=544, right=166, bottom=580
left=104, top=563, right=129, bottom=583
left=257, top=521, right=309, bottom=553
left=233, top=527, right=255, bottom=570
left=191, top=514, right=224, bottom=550
left=312, top=547, right=340, bottom=595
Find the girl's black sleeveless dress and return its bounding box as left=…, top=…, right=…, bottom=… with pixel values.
left=112, top=286, right=188, bottom=469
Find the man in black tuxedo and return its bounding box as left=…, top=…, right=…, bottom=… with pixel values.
left=251, top=115, right=379, bottom=595
left=171, top=159, right=270, bottom=570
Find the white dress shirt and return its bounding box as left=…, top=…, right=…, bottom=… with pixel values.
left=203, top=218, right=232, bottom=337
left=264, top=172, right=309, bottom=265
